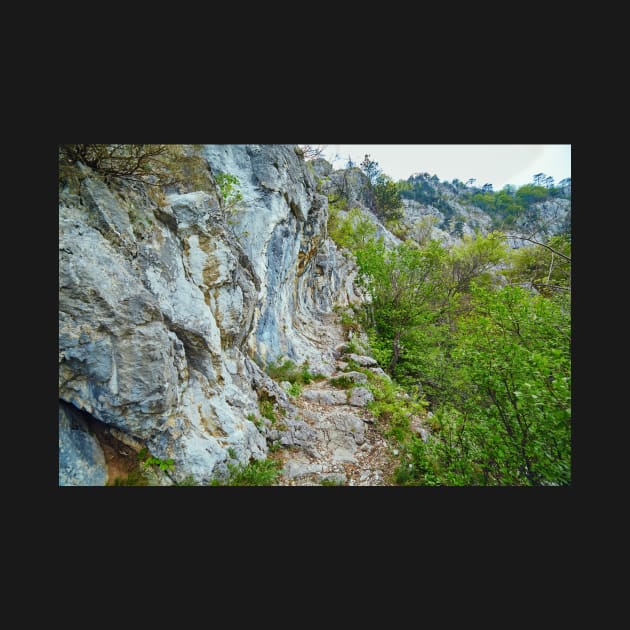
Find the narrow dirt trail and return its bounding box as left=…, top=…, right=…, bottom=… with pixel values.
left=273, top=367, right=397, bottom=486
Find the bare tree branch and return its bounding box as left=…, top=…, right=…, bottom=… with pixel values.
left=505, top=234, right=571, bottom=262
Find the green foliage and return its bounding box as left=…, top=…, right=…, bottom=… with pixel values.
left=366, top=372, right=427, bottom=444
left=360, top=154, right=381, bottom=184
left=211, top=458, right=281, bottom=486
left=266, top=358, right=324, bottom=385
left=215, top=172, right=243, bottom=215
left=401, top=285, right=571, bottom=486
left=373, top=174, right=404, bottom=221
left=355, top=238, right=449, bottom=376
left=350, top=218, right=569, bottom=485
left=447, top=231, right=508, bottom=294
left=143, top=456, right=175, bottom=472
left=287, top=382, right=303, bottom=398
left=328, top=204, right=377, bottom=252
left=259, top=399, right=278, bottom=423
left=339, top=310, right=361, bottom=333
left=504, top=235, right=571, bottom=295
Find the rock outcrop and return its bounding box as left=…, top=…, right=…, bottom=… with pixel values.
left=59, top=145, right=360, bottom=485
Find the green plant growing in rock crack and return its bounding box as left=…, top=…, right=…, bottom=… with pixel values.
left=288, top=382, right=303, bottom=398
left=266, top=358, right=325, bottom=385
left=258, top=399, right=278, bottom=423
left=137, top=447, right=175, bottom=472
left=215, top=172, right=244, bottom=224
left=211, top=458, right=281, bottom=486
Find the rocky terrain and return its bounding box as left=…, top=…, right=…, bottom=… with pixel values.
left=58, top=145, right=569, bottom=486
left=59, top=145, right=379, bottom=485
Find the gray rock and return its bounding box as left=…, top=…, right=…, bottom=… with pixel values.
left=58, top=145, right=366, bottom=484
left=410, top=416, right=430, bottom=442
left=369, top=367, right=389, bottom=379
left=348, top=387, right=374, bottom=407
left=283, top=459, right=323, bottom=479
left=337, top=371, right=367, bottom=385
left=302, top=389, right=348, bottom=405
left=308, top=158, right=333, bottom=179
left=59, top=403, right=107, bottom=486
left=347, top=353, right=378, bottom=367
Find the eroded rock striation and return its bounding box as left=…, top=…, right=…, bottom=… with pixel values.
left=59, top=145, right=360, bottom=485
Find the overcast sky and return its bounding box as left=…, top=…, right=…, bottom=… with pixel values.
left=319, top=144, right=571, bottom=190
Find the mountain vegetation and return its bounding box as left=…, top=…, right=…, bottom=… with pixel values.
left=324, top=157, right=571, bottom=485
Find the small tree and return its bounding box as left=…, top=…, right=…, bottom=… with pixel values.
left=59, top=144, right=210, bottom=190
left=373, top=174, right=404, bottom=221
left=299, top=144, right=327, bottom=160
left=360, top=154, right=381, bottom=184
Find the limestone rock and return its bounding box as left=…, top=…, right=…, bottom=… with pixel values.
left=335, top=371, right=368, bottom=385
left=369, top=367, right=389, bottom=379
left=346, top=353, right=378, bottom=367
left=348, top=387, right=374, bottom=407
left=302, top=389, right=348, bottom=405
left=59, top=144, right=363, bottom=484
left=59, top=403, right=107, bottom=486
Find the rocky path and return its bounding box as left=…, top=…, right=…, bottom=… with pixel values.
left=272, top=366, right=396, bottom=486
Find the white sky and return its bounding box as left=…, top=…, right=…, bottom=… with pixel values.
left=319, top=144, right=571, bottom=190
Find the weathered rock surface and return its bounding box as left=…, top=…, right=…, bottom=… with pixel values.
left=275, top=380, right=392, bottom=486
left=335, top=371, right=368, bottom=385
left=346, top=353, right=378, bottom=367
left=348, top=387, right=375, bottom=407
left=302, top=389, right=348, bottom=405
left=59, top=145, right=360, bottom=484
left=59, top=403, right=107, bottom=486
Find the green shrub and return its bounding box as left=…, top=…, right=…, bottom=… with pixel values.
left=259, top=399, right=277, bottom=423
left=143, top=456, right=175, bottom=472
left=266, top=358, right=324, bottom=385
left=288, top=382, right=303, bottom=398
left=211, top=458, right=281, bottom=486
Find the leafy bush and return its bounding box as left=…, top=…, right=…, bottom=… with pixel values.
left=266, top=359, right=324, bottom=385
left=211, top=458, right=281, bottom=486
left=144, top=456, right=175, bottom=472
left=288, top=382, right=303, bottom=398
left=373, top=174, right=404, bottom=221
left=259, top=399, right=278, bottom=423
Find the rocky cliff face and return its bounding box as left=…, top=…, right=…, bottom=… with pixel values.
left=59, top=145, right=359, bottom=485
